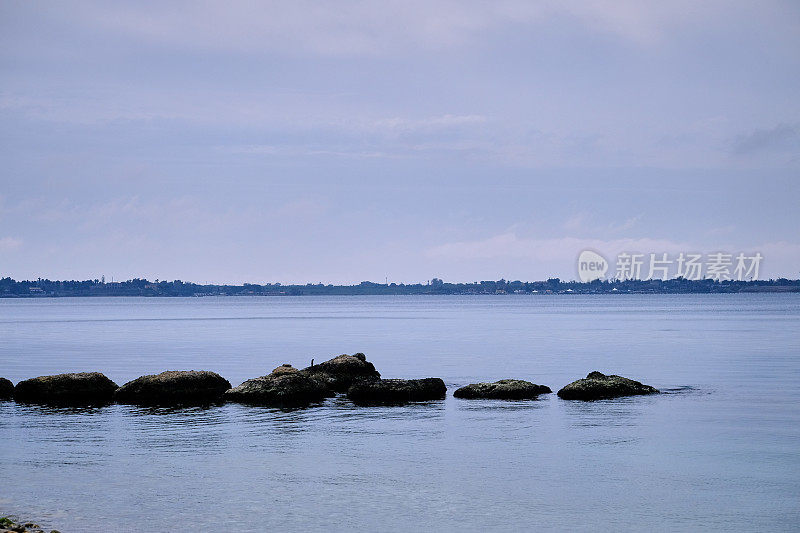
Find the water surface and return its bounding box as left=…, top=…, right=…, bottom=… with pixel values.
left=1, top=295, right=798, bottom=531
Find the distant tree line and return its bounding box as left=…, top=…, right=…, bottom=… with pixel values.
left=0, top=276, right=798, bottom=297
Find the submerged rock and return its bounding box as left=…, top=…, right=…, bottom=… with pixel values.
left=454, top=379, right=551, bottom=400
left=13, top=372, right=117, bottom=405
left=225, top=367, right=330, bottom=407
left=114, top=370, right=231, bottom=405
left=347, top=378, right=446, bottom=405
left=302, top=353, right=380, bottom=392
left=0, top=377, right=13, bottom=400
left=557, top=371, right=659, bottom=401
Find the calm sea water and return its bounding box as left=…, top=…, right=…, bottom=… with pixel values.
left=1, top=294, right=798, bottom=532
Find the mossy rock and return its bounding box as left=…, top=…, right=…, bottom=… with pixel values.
left=302, top=353, right=380, bottom=392
left=115, top=370, right=231, bottom=406
left=557, top=371, right=658, bottom=401
left=14, top=372, right=117, bottom=405
left=347, top=378, right=446, bottom=405
left=454, top=379, right=551, bottom=400
left=225, top=369, right=331, bottom=407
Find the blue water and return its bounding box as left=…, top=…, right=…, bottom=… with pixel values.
left=1, top=295, right=798, bottom=532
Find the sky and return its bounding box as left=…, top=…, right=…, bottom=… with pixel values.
left=1, top=1, right=799, bottom=284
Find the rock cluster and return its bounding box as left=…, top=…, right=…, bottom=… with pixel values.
left=557, top=371, right=659, bottom=401
left=454, top=379, right=551, bottom=400
left=114, top=370, right=231, bottom=405
left=1, top=361, right=661, bottom=408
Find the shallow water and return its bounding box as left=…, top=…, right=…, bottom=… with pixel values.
left=1, top=294, right=798, bottom=532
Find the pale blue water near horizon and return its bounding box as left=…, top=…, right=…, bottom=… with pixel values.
left=1, top=294, right=799, bottom=532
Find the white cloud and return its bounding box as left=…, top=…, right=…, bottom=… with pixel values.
left=10, top=0, right=776, bottom=60
left=426, top=232, right=691, bottom=262
left=758, top=241, right=800, bottom=278
left=426, top=232, right=800, bottom=279
left=731, top=123, right=800, bottom=155
left=371, top=114, right=487, bottom=132
left=564, top=213, right=589, bottom=231
left=0, top=237, right=23, bottom=251
left=564, top=213, right=643, bottom=233
left=608, top=214, right=643, bottom=232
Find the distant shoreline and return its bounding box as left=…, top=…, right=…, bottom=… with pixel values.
left=2, top=276, right=798, bottom=297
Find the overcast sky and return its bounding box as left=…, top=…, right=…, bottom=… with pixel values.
left=1, top=1, right=798, bottom=283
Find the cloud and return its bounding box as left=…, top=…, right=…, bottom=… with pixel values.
left=564, top=213, right=589, bottom=231
left=731, top=123, right=800, bottom=155
left=6, top=0, right=769, bottom=62
left=3, top=2, right=798, bottom=170
left=758, top=241, right=800, bottom=278
left=58, top=1, right=680, bottom=56
left=425, top=232, right=800, bottom=280
left=608, top=214, right=642, bottom=232
left=563, top=213, right=642, bottom=234
left=704, top=225, right=736, bottom=237
left=426, top=232, right=691, bottom=262
left=371, top=114, right=487, bottom=132
left=0, top=237, right=22, bottom=251
left=222, top=144, right=404, bottom=160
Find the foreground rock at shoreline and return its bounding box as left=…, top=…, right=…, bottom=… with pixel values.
left=557, top=371, right=659, bottom=401
left=0, top=515, right=59, bottom=533
left=225, top=365, right=331, bottom=407
left=454, top=379, right=551, bottom=400
left=347, top=378, right=446, bottom=405
left=114, top=370, right=231, bottom=405
left=0, top=378, right=13, bottom=400
left=302, top=353, right=381, bottom=392
left=13, top=372, right=117, bottom=405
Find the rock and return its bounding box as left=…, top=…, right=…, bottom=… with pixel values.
left=347, top=378, right=446, bottom=405
left=13, top=372, right=117, bottom=405
left=454, top=379, right=551, bottom=400
left=302, top=353, right=380, bottom=392
left=0, top=515, right=57, bottom=533
left=557, top=371, right=659, bottom=401
left=0, top=377, right=13, bottom=400
left=225, top=366, right=330, bottom=407
left=271, top=364, right=298, bottom=376
left=114, top=370, right=231, bottom=406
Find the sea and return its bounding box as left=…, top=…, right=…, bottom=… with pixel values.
left=1, top=294, right=798, bottom=532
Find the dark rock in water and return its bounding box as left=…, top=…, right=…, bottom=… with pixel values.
left=347, top=378, right=446, bottom=405
left=14, top=372, right=117, bottom=405
left=114, top=370, right=231, bottom=406
left=225, top=366, right=330, bottom=407
left=302, top=353, right=380, bottom=392
left=454, top=379, right=551, bottom=400
left=557, top=371, right=659, bottom=401
left=0, top=377, right=13, bottom=400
